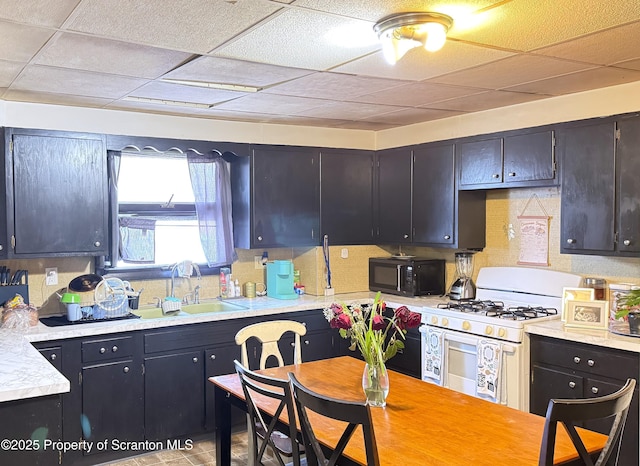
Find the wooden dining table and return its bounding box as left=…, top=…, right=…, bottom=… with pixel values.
left=209, top=356, right=606, bottom=466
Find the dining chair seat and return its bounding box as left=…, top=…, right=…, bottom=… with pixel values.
left=289, top=373, right=380, bottom=466
left=538, top=378, right=636, bottom=466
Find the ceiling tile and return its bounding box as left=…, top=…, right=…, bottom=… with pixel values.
left=333, top=40, right=514, bottom=81
left=427, top=90, right=549, bottom=112
left=331, top=120, right=394, bottom=130
left=13, top=65, right=148, bottom=99
left=35, top=33, right=192, bottom=79
left=3, top=88, right=112, bottom=107
left=0, top=0, right=81, bottom=27
left=0, top=21, right=54, bottom=62
left=351, top=82, right=485, bottom=107
left=505, top=67, right=640, bottom=96
left=428, top=54, right=595, bottom=90
left=213, top=8, right=379, bottom=70
left=263, top=72, right=406, bottom=100
left=0, top=60, right=24, bottom=87
left=535, top=21, right=640, bottom=66
left=107, top=100, right=211, bottom=117
left=452, top=0, right=640, bottom=52
left=297, top=101, right=401, bottom=120
left=163, top=56, right=313, bottom=88
left=614, top=58, right=640, bottom=71
left=67, top=0, right=281, bottom=53
left=214, top=93, right=328, bottom=115
left=363, top=107, right=465, bottom=125
left=129, top=81, right=243, bottom=105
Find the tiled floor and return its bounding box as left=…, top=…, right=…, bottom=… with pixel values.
left=103, top=431, right=280, bottom=466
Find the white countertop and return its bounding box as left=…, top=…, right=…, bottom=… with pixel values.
left=526, top=320, right=640, bottom=353
left=0, top=292, right=442, bottom=403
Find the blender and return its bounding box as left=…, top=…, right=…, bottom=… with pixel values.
left=449, top=252, right=476, bottom=300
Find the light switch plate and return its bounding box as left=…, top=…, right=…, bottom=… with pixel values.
left=45, top=267, right=58, bottom=286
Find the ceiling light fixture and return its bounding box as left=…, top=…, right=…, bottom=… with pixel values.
left=374, top=12, right=453, bottom=65
left=161, top=78, right=262, bottom=93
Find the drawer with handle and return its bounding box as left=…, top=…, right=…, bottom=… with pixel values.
left=82, top=335, right=135, bottom=363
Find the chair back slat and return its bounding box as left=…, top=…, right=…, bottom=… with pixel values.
left=538, top=378, right=636, bottom=466
left=290, top=373, right=380, bottom=466
left=235, top=320, right=307, bottom=369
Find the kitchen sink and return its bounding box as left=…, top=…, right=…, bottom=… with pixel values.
left=132, top=308, right=190, bottom=319
left=182, top=301, right=248, bottom=314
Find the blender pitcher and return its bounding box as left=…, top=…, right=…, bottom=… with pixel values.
left=449, top=252, right=476, bottom=300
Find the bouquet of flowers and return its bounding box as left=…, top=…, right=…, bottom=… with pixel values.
left=323, top=292, right=422, bottom=367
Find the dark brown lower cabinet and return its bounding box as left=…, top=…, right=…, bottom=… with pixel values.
left=530, top=334, right=639, bottom=466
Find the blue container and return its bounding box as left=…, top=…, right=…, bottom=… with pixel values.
left=266, top=260, right=298, bottom=300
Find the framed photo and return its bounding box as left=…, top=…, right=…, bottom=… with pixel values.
left=565, top=300, right=609, bottom=329
left=561, top=287, right=595, bottom=322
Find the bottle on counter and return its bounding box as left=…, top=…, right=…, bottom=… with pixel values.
left=234, top=279, right=241, bottom=297
left=583, top=277, right=607, bottom=300
left=220, top=267, right=230, bottom=298
left=228, top=277, right=235, bottom=298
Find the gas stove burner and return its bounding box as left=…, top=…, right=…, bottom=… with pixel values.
left=487, top=306, right=558, bottom=320
left=438, top=300, right=505, bottom=313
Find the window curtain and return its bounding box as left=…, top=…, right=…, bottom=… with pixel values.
left=187, top=151, right=236, bottom=267
left=119, top=217, right=156, bottom=263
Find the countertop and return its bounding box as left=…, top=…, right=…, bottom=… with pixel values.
left=526, top=320, right=640, bottom=353
left=0, top=292, right=443, bottom=403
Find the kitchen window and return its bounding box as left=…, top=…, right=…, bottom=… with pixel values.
left=99, top=149, right=235, bottom=278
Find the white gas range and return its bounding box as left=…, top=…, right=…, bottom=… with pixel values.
left=420, top=266, right=583, bottom=411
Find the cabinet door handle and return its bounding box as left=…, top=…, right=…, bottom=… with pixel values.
left=257, top=235, right=263, bottom=242
left=591, top=386, right=599, bottom=394
left=50, top=354, right=57, bottom=360
left=508, top=172, right=516, bottom=177
left=112, top=345, right=118, bottom=353
left=193, top=357, right=199, bottom=363
left=492, top=174, right=500, bottom=179
left=403, top=234, right=409, bottom=239
left=123, top=366, right=130, bottom=373
left=573, top=356, right=581, bottom=364
left=94, top=241, right=101, bottom=247
left=568, top=381, right=576, bottom=389
left=100, top=347, right=106, bottom=354
left=304, top=340, right=309, bottom=345
left=567, top=238, right=576, bottom=244
left=623, top=239, right=631, bottom=246
left=210, top=354, right=216, bottom=360
left=444, top=235, right=451, bottom=240
left=587, top=359, right=595, bottom=367
left=0, top=245, right=3, bottom=251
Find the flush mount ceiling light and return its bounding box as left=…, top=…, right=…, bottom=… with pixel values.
left=374, top=12, right=453, bottom=65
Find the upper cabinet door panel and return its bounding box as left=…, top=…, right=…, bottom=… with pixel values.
left=376, top=148, right=412, bottom=244
left=412, top=144, right=455, bottom=245
left=457, top=138, right=502, bottom=186
left=12, top=132, right=107, bottom=256
left=617, top=118, right=640, bottom=254
left=559, top=122, right=616, bottom=253
left=252, top=146, right=319, bottom=248
left=320, top=150, right=374, bottom=245
left=503, top=130, right=555, bottom=182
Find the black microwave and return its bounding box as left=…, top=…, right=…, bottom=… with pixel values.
left=369, top=257, right=445, bottom=297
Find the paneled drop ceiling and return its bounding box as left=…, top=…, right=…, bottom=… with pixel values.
left=1, top=0, right=640, bottom=130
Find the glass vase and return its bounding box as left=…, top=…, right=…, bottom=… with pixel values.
left=362, top=362, right=389, bottom=407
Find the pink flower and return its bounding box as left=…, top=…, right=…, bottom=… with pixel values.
left=330, top=312, right=352, bottom=329
left=394, top=306, right=422, bottom=330
left=371, top=314, right=386, bottom=331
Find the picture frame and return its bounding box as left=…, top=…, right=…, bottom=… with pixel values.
left=561, top=287, right=595, bottom=322
left=565, top=300, right=609, bottom=329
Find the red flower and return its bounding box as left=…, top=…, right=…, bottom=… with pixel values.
left=330, top=312, right=352, bottom=329
left=394, top=306, right=422, bottom=330
left=371, top=314, right=386, bottom=331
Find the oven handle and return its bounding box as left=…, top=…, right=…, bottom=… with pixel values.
left=396, top=265, right=401, bottom=292
left=440, top=329, right=517, bottom=354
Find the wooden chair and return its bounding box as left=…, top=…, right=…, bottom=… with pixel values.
left=235, top=320, right=307, bottom=370
left=538, top=378, right=636, bottom=466
left=235, top=320, right=307, bottom=465
left=289, top=373, right=380, bottom=466
left=234, top=360, right=304, bottom=466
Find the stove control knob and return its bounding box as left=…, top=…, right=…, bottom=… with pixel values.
left=462, top=321, right=471, bottom=331
left=498, top=328, right=506, bottom=338
left=485, top=326, right=493, bottom=335
left=431, top=316, right=438, bottom=325
left=442, top=318, right=449, bottom=326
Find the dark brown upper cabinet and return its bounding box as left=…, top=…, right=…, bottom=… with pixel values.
left=2, top=128, right=108, bottom=257
left=560, top=115, right=640, bottom=256
left=457, top=129, right=557, bottom=190
left=231, top=145, right=320, bottom=249
left=320, top=149, right=374, bottom=245
left=375, top=147, right=412, bottom=244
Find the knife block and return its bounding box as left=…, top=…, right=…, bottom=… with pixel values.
left=0, top=285, right=30, bottom=306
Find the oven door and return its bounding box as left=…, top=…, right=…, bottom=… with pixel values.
left=421, top=326, right=521, bottom=408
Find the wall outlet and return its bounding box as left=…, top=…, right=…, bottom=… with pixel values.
left=45, top=267, right=58, bottom=286
left=340, top=248, right=348, bottom=259
left=324, top=288, right=334, bottom=296
left=254, top=256, right=263, bottom=269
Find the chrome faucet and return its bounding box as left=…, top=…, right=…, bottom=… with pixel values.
left=170, top=260, right=202, bottom=300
